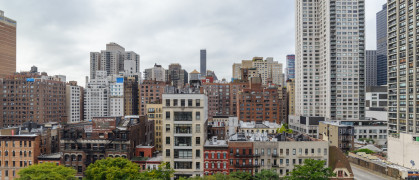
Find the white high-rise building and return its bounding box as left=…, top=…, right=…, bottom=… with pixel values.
left=90, top=43, right=140, bottom=79
left=144, top=64, right=166, bottom=81
left=66, top=81, right=83, bottom=123
left=84, top=71, right=109, bottom=121
left=294, top=0, right=365, bottom=121
left=162, top=94, right=207, bottom=178
left=109, top=76, right=124, bottom=117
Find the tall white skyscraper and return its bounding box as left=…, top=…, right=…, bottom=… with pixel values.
left=295, top=0, right=365, bottom=121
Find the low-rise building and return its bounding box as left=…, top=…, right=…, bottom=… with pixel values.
left=203, top=138, right=229, bottom=175
left=238, top=121, right=281, bottom=134
left=288, top=115, right=324, bottom=138
left=319, top=121, right=354, bottom=153
left=59, top=116, right=143, bottom=177
left=0, top=134, right=40, bottom=180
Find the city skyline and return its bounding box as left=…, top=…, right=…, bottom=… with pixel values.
left=1, top=0, right=385, bottom=86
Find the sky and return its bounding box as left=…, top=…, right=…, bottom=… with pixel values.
left=1, top=0, right=386, bottom=86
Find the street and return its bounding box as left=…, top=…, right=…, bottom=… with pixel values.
left=351, top=163, right=394, bottom=180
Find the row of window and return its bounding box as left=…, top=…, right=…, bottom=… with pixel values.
left=0, top=150, right=32, bottom=157
left=165, top=99, right=201, bottom=107
left=0, top=140, right=32, bottom=147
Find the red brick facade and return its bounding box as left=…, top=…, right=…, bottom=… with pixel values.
left=204, top=143, right=229, bottom=175
left=228, top=141, right=254, bottom=175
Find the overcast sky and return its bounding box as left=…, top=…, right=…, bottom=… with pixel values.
left=1, top=0, right=386, bottom=86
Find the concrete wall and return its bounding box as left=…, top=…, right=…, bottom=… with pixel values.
left=388, top=133, right=419, bottom=169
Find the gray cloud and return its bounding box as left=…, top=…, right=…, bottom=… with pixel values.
left=1, top=0, right=385, bottom=85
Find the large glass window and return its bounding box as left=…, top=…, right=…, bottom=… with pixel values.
left=174, top=149, right=192, bottom=159
left=175, top=124, right=192, bottom=134
left=174, top=162, right=192, bottom=169
left=174, top=112, right=192, bottom=121
left=175, top=137, right=192, bottom=146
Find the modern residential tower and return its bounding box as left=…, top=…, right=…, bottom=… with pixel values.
left=387, top=0, right=419, bottom=169
left=294, top=0, right=365, bottom=121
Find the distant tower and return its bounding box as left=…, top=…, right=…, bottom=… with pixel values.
left=376, top=4, right=387, bottom=85
left=0, top=10, right=17, bottom=78
left=200, top=49, right=206, bottom=77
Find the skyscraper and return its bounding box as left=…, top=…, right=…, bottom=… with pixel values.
left=0, top=10, right=17, bottom=78
left=286, top=54, right=295, bottom=80
left=295, top=0, right=365, bottom=121
left=200, top=49, right=206, bottom=77
left=90, top=43, right=140, bottom=79
left=365, top=50, right=377, bottom=87
left=376, top=4, right=387, bottom=86
left=387, top=0, right=419, bottom=169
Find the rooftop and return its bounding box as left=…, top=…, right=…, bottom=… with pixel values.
left=38, top=153, right=62, bottom=160
left=204, top=139, right=228, bottom=147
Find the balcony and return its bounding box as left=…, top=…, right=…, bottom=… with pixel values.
left=235, top=154, right=253, bottom=158
left=271, top=164, right=279, bottom=168
left=272, top=153, right=278, bottom=157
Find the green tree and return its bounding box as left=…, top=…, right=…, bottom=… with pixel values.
left=254, top=170, right=279, bottom=180
left=84, top=157, right=140, bottom=180
left=353, top=148, right=374, bottom=154
left=17, top=162, right=77, bottom=180
left=229, top=171, right=253, bottom=180
left=139, top=162, right=175, bottom=180
left=277, top=124, right=293, bottom=134
left=284, top=159, right=335, bottom=180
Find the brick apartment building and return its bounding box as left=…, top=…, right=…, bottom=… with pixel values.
left=59, top=116, right=144, bottom=177
left=0, top=71, right=66, bottom=127
left=202, top=82, right=231, bottom=121
left=0, top=134, right=40, bottom=180
left=237, top=77, right=286, bottom=123
left=139, top=80, right=166, bottom=115
left=204, top=138, right=229, bottom=175
left=202, top=81, right=250, bottom=121
left=228, top=140, right=254, bottom=175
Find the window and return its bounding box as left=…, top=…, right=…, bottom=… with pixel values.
left=181, top=99, right=185, bottom=106
left=217, top=153, right=220, bottom=159
left=196, top=137, right=201, bottom=145
left=174, top=99, right=178, bottom=106
left=324, top=148, right=328, bottom=155
left=223, top=153, right=226, bottom=159
left=196, top=162, right=200, bottom=170
left=188, top=99, right=192, bottom=106
left=293, top=149, right=296, bottom=155
left=212, top=153, right=214, bottom=159
left=166, top=124, right=170, bottom=132
left=196, top=112, right=201, bottom=120
left=267, top=149, right=271, bottom=155
left=166, top=137, right=170, bottom=145
left=174, top=149, right=192, bottom=158
left=196, top=124, right=201, bottom=133
left=196, top=150, right=200, bottom=157
left=166, top=149, right=170, bottom=157
left=205, top=153, right=208, bottom=159
left=166, top=99, right=170, bottom=106
left=196, top=99, right=200, bottom=106
left=166, top=112, right=170, bottom=120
